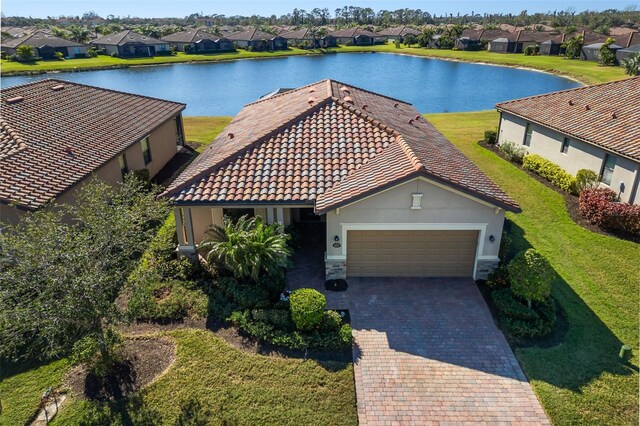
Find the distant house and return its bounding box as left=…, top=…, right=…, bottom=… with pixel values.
left=90, top=30, right=169, bottom=57
left=617, top=44, right=640, bottom=62
left=580, top=41, right=624, bottom=62
left=515, top=31, right=561, bottom=53
left=496, top=78, right=640, bottom=204
left=539, top=35, right=565, bottom=55
left=1, top=31, right=87, bottom=59
left=329, top=28, right=382, bottom=46
left=161, top=30, right=233, bottom=53
left=0, top=79, right=186, bottom=224
left=377, top=26, right=421, bottom=43
left=280, top=28, right=337, bottom=48
left=227, top=28, right=288, bottom=51
left=482, top=30, right=517, bottom=53
left=455, top=29, right=484, bottom=50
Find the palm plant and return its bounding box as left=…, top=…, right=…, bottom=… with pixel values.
left=199, top=215, right=291, bottom=282
left=622, top=52, right=640, bottom=76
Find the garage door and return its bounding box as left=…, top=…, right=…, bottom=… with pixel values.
left=346, top=230, right=478, bottom=277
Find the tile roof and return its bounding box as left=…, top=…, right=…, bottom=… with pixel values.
left=164, top=80, right=520, bottom=213
left=516, top=30, right=562, bottom=43
left=1, top=31, right=85, bottom=48
left=161, top=29, right=226, bottom=43
left=377, top=26, right=421, bottom=37
left=226, top=28, right=281, bottom=41
left=496, top=77, right=640, bottom=161
left=330, top=28, right=379, bottom=38
left=90, top=30, right=165, bottom=46
left=1, top=79, right=185, bottom=210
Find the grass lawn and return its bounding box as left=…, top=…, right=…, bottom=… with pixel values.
left=2, top=44, right=627, bottom=85
left=426, top=110, right=639, bottom=425
left=183, top=116, right=232, bottom=152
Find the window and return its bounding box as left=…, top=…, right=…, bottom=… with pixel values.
left=118, top=154, right=128, bottom=179
left=141, top=137, right=152, bottom=165
left=73, top=47, right=81, bottom=54
left=600, top=154, right=616, bottom=186
left=523, top=123, right=533, bottom=146
left=561, top=137, right=570, bottom=154
left=174, top=116, right=184, bottom=146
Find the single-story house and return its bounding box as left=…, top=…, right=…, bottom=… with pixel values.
left=90, top=30, right=169, bottom=57
left=226, top=28, right=288, bottom=51
left=482, top=30, right=518, bottom=53
left=617, top=43, right=640, bottom=62
left=539, top=36, right=565, bottom=56
left=515, top=30, right=562, bottom=53
left=455, top=29, right=484, bottom=50
left=280, top=28, right=337, bottom=48
left=377, top=26, right=421, bottom=43
left=1, top=31, right=87, bottom=59
left=161, top=30, right=233, bottom=53
left=0, top=79, right=186, bottom=224
left=329, top=28, right=383, bottom=46
left=162, top=80, right=520, bottom=280
left=496, top=77, right=640, bottom=204
left=580, top=41, right=624, bottom=62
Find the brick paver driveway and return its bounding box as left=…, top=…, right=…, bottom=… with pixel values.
left=349, top=278, right=549, bottom=425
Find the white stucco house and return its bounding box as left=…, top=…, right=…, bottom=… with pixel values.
left=496, top=77, right=640, bottom=204
left=163, top=80, right=520, bottom=280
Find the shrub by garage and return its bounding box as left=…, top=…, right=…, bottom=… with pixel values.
left=579, top=188, right=640, bottom=235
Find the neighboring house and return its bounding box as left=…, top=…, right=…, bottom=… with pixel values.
left=580, top=41, right=624, bottom=62
left=617, top=43, right=640, bottom=62
left=90, top=30, right=169, bottom=57
left=161, top=30, right=233, bottom=53
left=280, top=28, right=337, bottom=48
left=482, top=30, right=517, bottom=53
left=515, top=30, right=561, bottom=53
left=162, top=80, right=520, bottom=280
left=1, top=31, right=87, bottom=59
left=377, top=26, right=421, bottom=43
left=226, top=28, right=288, bottom=51
left=0, top=79, right=186, bottom=224
left=330, top=28, right=383, bottom=45
left=455, top=29, right=484, bottom=50
left=539, top=35, right=565, bottom=55
left=496, top=78, right=640, bottom=204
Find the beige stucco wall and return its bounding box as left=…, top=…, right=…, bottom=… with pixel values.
left=325, top=178, right=506, bottom=262
left=499, top=112, right=640, bottom=204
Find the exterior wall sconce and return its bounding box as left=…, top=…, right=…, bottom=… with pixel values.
left=333, top=235, right=341, bottom=248
left=411, top=193, right=423, bottom=209
left=489, top=235, right=496, bottom=243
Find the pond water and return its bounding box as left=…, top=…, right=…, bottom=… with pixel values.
left=2, top=53, right=580, bottom=116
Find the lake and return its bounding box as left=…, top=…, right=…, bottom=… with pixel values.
left=2, top=53, right=580, bottom=116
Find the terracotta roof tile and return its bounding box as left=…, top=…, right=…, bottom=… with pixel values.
left=164, top=79, right=519, bottom=213
left=496, top=77, right=640, bottom=161
left=1, top=79, right=185, bottom=210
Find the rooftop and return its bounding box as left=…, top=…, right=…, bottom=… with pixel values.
left=91, top=30, right=165, bottom=46
left=1, top=79, right=185, bottom=210
left=496, top=77, right=640, bottom=161
left=164, top=80, right=519, bottom=213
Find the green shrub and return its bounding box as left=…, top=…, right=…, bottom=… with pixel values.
left=508, top=249, right=554, bottom=308
left=575, top=169, right=599, bottom=192
left=484, top=130, right=497, bottom=144
left=15, top=45, right=37, bottom=62
left=486, top=264, right=510, bottom=289
left=498, top=141, right=527, bottom=164
left=492, top=288, right=556, bottom=337
left=319, top=310, right=343, bottom=331
left=86, top=48, right=98, bottom=58
left=522, top=154, right=578, bottom=194
left=339, top=324, right=353, bottom=345
left=498, top=230, right=512, bottom=261
left=289, top=288, right=326, bottom=331
left=54, top=51, right=65, bottom=61
left=523, top=45, right=539, bottom=55
left=217, top=276, right=270, bottom=309
left=251, top=308, right=294, bottom=331
left=111, top=51, right=119, bottom=58
left=491, top=288, right=539, bottom=320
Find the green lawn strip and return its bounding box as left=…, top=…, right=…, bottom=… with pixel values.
left=183, top=116, right=232, bottom=152
left=427, top=110, right=639, bottom=425
left=0, top=358, right=70, bottom=425
left=2, top=44, right=626, bottom=84
left=53, top=329, right=357, bottom=425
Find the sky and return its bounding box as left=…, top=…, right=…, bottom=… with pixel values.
left=1, top=0, right=637, bottom=19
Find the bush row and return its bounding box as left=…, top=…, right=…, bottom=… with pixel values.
left=579, top=188, right=640, bottom=235
left=522, top=154, right=577, bottom=194
left=492, top=289, right=556, bottom=337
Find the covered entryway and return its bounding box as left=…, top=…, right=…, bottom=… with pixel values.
left=346, top=230, right=478, bottom=277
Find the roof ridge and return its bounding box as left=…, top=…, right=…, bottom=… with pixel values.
left=244, top=79, right=330, bottom=107
left=163, top=97, right=333, bottom=198
left=496, top=76, right=636, bottom=108
left=329, top=78, right=413, bottom=106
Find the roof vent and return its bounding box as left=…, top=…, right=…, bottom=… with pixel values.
left=6, top=96, right=24, bottom=104
left=51, top=84, right=65, bottom=91
left=362, top=104, right=368, bottom=110
left=394, top=102, right=399, bottom=108
left=415, top=115, right=421, bottom=120
left=340, top=86, right=350, bottom=93
left=307, top=97, right=316, bottom=105
left=309, top=87, right=316, bottom=93
left=611, top=112, right=617, bottom=119
left=344, top=96, right=353, bottom=104
left=408, top=119, right=414, bottom=125
left=568, top=100, right=574, bottom=106
left=228, top=133, right=234, bottom=139
left=585, top=104, right=590, bottom=111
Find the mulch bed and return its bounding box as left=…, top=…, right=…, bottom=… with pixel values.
left=481, top=141, right=639, bottom=243
left=65, top=336, right=176, bottom=401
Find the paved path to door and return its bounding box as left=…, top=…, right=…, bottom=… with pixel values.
left=348, top=278, right=549, bottom=425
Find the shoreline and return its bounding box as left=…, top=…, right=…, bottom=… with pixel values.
left=1, top=47, right=610, bottom=84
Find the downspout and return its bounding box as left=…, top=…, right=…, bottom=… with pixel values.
left=628, top=166, right=640, bottom=204
left=496, top=110, right=503, bottom=145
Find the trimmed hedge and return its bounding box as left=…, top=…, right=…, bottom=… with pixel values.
left=522, top=154, right=577, bottom=194
left=289, top=288, right=326, bottom=331
left=498, top=142, right=527, bottom=164
left=484, top=130, right=497, bottom=144
left=579, top=188, right=640, bottom=235
left=492, top=288, right=556, bottom=337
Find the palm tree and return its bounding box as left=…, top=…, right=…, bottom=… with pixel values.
left=561, top=34, right=584, bottom=59
left=622, top=52, right=640, bottom=76
left=199, top=215, right=291, bottom=282
left=67, top=25, right=91, bottom=43
left=417, top=28, right=435, bottom=47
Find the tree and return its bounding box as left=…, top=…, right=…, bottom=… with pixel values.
left=417, top=28, right=435, bottom=47
left=404, top=33, right=417, bottom=47
left=200, top=215, right=291, bottom=283
left=15, top=45, right=36, bottom=62
left=508, top=249, right=554, bottom=308
left=67, top=24, right=91, bottom=43
left=561, top=34, right=584, bottom=59
left=598, top=37, right=617, bottom=66
left=0, top=176, right=171, bottom=365
left=622, top=52, right=640, bottom=76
